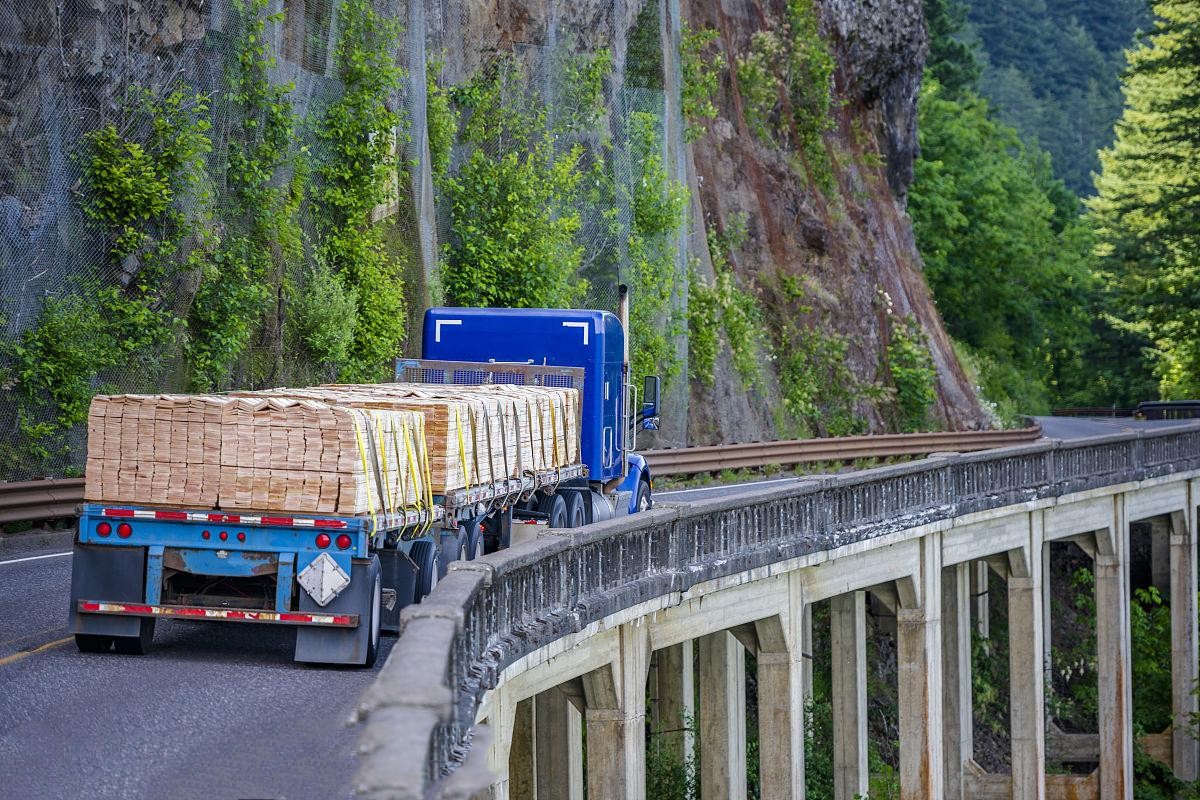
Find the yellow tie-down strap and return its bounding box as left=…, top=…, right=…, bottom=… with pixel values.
left=349, top=409, right=379, bottom=536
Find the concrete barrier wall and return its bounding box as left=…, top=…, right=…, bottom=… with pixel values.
left=352, top=424, right=1200, bottom=799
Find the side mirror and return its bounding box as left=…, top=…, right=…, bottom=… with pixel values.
left=643, top=375, right=660, bottom=413
left=640, top=375, right=661, bottom=430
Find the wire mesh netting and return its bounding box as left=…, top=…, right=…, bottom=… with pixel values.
left=0, top=0, right=690, bottom=482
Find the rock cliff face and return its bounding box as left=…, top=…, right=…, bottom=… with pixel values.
left=682, top=0, right=987, bottom=443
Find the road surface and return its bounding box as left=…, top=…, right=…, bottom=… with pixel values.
left=0, top=544, right=391, bottom=800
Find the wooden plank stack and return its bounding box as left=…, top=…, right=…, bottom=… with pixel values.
left=83, top=382, right=580, bottom=515
left=84, top=394, right=429, bottom=517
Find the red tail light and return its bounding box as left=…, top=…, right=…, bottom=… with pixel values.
left=97, top=522, right=112, bottom=537
left=335, top=534, right=352, bottom=550
left=219, top=531, right=228, bottom=541
left=236, top=532, right=246, bottom=542
left=202, top=530, right=211, bottom=540
left=117, top=523, right=133, bottom=538
left=316, top=533, right=331, bottom=549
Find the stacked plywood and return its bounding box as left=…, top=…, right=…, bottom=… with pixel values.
left=84, top=394, right=429, bottom=517
left=83, top=382, right=580, bottom=514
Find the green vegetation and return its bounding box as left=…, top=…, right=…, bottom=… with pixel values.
left=438, top=56, right=590, bottom=310
left=315, top=0, right=408, bottom=382
left=961, top=0, right=1148, bottom=196
left=1090, top=0, right=1200, bottom=399
left=681, top=25, right=724, bottom=142
left=425, top=56, right=458, bottom=186
left=626, top=110, right=689, bottom=387
left=688, top=215, right=765, bottom=388
left=187, top=0, right=296, bottom=390
left=735, top=0, right=836, bottom=190
left=883, top=301, right=938, bottom=433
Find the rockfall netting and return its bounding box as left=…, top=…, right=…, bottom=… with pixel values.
left=0, top=0, right=690, bottom=482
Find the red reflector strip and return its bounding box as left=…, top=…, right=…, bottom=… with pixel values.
left=260, top=516, right=293, bottom=526
left=102, top=508, right=135, bottom=517
left=207, top=513, right=242, bottom=523
left=77, top=600, right=357, bottom=628
left=313, top=519, right=348, bottom=529
left=154, top=510, right=188, bottom=521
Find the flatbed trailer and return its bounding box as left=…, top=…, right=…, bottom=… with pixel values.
left=69, top=305, right=660, bottom=666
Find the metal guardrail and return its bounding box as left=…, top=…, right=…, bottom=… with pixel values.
left=0, top=429, right=1044, bottom=526
left=642, top=426, right=1043, bottom=477
left=1052, top=407, right=1134, bottom=418
left=0, top=478, right=85, bottom=525
left=353, top=424, right=1200, bottom=798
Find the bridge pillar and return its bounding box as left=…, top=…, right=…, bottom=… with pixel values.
left=972, top=559, right=990, bottom=640
left=1170, top=507, right=1199, bottom=780
left=650, top=642, right=695, bottom=772
left=1008, top=518, right=1046, bottom=800
left=754, top=575, right=806, bottom=799
left=941, top=563, right=973, bottom=800
left=897, top=536, right=944, bottom=800
left=509, top=697, right=536, bottom=800
left=831, top=591, right=868, bottom=800
left=582, top=622, right=649, bottom=800
left=535, top=688, right=584, bottom=800
left=1096, top=513, right=1133, bottom=800
left=698, top=630, right=747, bottom=800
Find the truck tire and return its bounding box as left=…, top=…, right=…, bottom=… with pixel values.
left=410, top=540, right=440, bottom=602
left=74, top=634, right=113, bottom=653
left=538, top=493, right=568, bottom=528
left=113, top=617, right=155, bottom=655
left=636, top=480, right=652, bottom=513
left=363, top=571, right=382, bottom=668
left=564, top=491, right=585, bottom=528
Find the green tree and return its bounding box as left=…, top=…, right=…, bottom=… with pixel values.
left=909, top=81, right=1096, bottom=416
left=1090, top=0, right=1200, bottom=397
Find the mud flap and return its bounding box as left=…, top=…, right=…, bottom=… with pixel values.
left=376, top=548, right=417, bottom=634
left=68, top=543, right=147, bottom=638
left=294, top=556, right=379, bottom=666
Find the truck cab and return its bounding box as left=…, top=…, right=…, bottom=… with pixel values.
left=420, top=306, right=659, bottom=518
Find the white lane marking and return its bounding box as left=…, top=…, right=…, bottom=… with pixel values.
left=657, top=477, right=801, bottom=497
left=0, top=551, right=72, bottom=567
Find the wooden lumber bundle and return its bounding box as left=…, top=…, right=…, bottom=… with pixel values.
left=84, top=394, right=428, bottom=517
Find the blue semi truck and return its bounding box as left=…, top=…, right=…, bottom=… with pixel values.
left=68, top=299, right=660, bottom=666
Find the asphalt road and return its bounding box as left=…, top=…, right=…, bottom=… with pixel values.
left=0, top=545, right=391, bottom=800
left=1034, top=414, right=1198, bottom=440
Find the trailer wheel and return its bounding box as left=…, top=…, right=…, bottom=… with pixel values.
left=564, top=491, right=585, bottom=528
left=363, top=571, right=382, bottom=668
left=113, top=617, right=155, bottom=655
left=74, top=634, right=113, bottom=653
left=410, top=541, right=440, bottom=602
left=538, top=493, right=568, bottom=528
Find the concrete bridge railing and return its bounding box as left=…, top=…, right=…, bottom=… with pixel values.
left=352, top=424, right=1200, bottom=799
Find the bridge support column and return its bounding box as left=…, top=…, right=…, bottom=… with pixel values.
left=1096, top=514, right=1133, bottom=800
left=831, top=591, right=868, bottom=800
left=1008, top=520, right=1046, bottom=800
left=898, top=536, right=944, bottom=800
left=699, top=630, right=747, bottom=800
left=535, top=688, right=584, bottom=800
left=582, top=623, right=649, bottom=800
left=755, top=574, right=806, bottom=799
left=941, top=563, right=973, bottom=800
left=651, top=642, right=695, bottom=772
left=972, top=560, right=990, bottom=640
left=510, top=697, right=536, bottom=800
left=1170, top=507, right=1199, bottom=780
